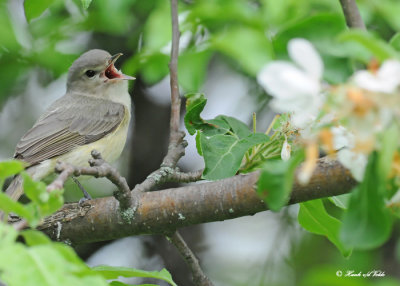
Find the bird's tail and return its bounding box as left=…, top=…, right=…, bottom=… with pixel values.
left=5, top=174, right=24, bottom=201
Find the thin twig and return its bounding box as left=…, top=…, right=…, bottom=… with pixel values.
left=47, top=150, right=132, bottom=210
left=165, top=169, right=203, bottom=183
left=161, top=131, right=187, bottom=168
left=164, top=1, right=212, bottom=285
left=167, top=232, right=213, bottom=286
left=133, top=167, right=203, bottom=193
left=131, top=0, right=201, bottom=193
left=169, top=0, right=181, bottom=134
left=339, top=0, right=366, bottom=29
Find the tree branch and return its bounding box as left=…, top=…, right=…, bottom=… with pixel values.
left=167, top=232, right=213, bottom=286
left=35, top=157, right=356, bottom=244
left=339, top=0, right=366, bottom=29
left=47, top=150, right=132, bottom=210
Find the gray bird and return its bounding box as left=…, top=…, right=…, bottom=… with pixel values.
left=5, top=49, right=135, bottom=201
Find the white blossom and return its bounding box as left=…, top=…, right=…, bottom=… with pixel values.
left=331, top=126, right=353, bottom=150
left=331, top=126, right=367, bottom=181
left=287, top=38, right=323, bottom=80
left=257, top=38, right=323, bottom=129
left=337, top=148, right=367, bottom=182
left=353, top=60, right=400, bottom=93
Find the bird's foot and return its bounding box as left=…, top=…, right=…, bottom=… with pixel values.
left=72, top=177, right=92, bottom=205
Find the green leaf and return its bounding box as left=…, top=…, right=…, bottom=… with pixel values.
left=21, top=172, right=48, bottom=204
left=340, top=153, right=393, bottom=249
left=0, top=192, right=34, bottom=222
left=328, top=194, right=350, bottom=210
left=110, top=283, right=157, bottom=286
left=0, top=223, right=19, bottom=245
left=184, top=93, right=208, bottom=135
left=257, top=151, right=304, bottom=211
left=20, top=173, right=63, bottom=220
left=53, top=243, right=90, bottom=266
left=42, top=188, right=64, bottom=216
left=390, top=32, right=400, bottom=51
left=179, top=50, right=212, bottom=92
left=0, top=242, right=108, bottom=286
left=320, top=56, right=353, bottom=84
left=374, top=0, right=400, bottom=31
left=24, top=0, right=54, bottom=22
left=221, top=116, right=252, bottom=139
left=84, top=0, right=133, bottom=35
left=184, top=93, right=254, bottom=138
left=30, top=49, right=78, bottom=77
left=92, top=265, right=177, bottom=286
left=184, top=93, right=269, bottom=179
left=378, top=123, right=399, bottom=181
left=143, top=0, right=171, bottom=51
left=0, top=160, right=24, bottom=185
left=299, top=200, right=352, bottom=257
left=274, top=14, right=346, bottom=55
left=195, top=131, right=203, bottom=156
left=187, top=0, right=263, bottom=29
left=213, top=26, right=274, bottom=75
left=0, top=160, right=24, bottom=179
left=140, top=53, right=170, bottom=85
left=201, top=132, right=269, bottom=180
left=337, top=30, right=399, bottom=62
left=81, top=0, right=93, bottom=9
left=109, top=282, right=129, bottom=286
left=21, top=230, right=51, bottom=246
left=388, top=190, right=400, bottom=219
left=202, top=116, right=231, bottom=136
left=0, top=4, right=21, bottom=52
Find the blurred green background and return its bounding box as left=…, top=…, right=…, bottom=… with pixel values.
left=1, top=0, right=400, bottom=285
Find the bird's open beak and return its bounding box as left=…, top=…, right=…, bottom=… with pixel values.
left=104, top=53, right=136, bottom=80
left=110, top=53, right=123, bottom=64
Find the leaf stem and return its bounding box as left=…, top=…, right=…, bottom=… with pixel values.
left=265, top=115, right=279, bottom=135
left=253, top=112, right=256, bottom=133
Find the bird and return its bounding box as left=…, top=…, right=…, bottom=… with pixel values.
left=5, top=49, right=135, bottom=201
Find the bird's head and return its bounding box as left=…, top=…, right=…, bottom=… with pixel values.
left=66, top=49, right=135, bottom=94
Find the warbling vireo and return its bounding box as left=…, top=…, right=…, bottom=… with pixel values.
left=5, top=49, right=135, bottom=201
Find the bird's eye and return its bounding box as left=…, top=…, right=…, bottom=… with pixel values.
left=85, top=70, right=96, bottom=78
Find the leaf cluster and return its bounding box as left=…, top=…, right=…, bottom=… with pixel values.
left=184, top=93, right=272, bottom=180
left=0, top=161, right=177, bottom=286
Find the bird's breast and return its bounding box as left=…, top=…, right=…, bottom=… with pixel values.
left=54, top=104, right=131, bottom=167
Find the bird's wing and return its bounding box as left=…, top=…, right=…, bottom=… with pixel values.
left=14, top=93, right=126, bottom=166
